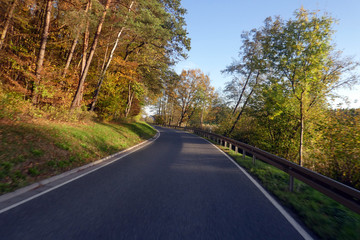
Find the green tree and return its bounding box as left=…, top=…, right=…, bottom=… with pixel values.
left=260, top=8, right=359, bottom=165
left=222, top=29, right=265, bottom=136
left=310, top=109, right=360, bottom=189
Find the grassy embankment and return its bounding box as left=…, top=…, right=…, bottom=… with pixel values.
left=0, top=120, right=156, bottom=195
left=216, top=144, right=360, bottom=240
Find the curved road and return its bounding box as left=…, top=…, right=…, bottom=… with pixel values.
left=0, top=126, right=310, bottom=239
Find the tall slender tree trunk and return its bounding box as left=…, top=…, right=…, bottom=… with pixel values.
left=89, top=1, right=135, bottom=111
left=100, top=44, right=110, bottom=73
left=81, top=0, right=91, bottom=75
left=0, top=0, right=17, bottom=49
left=299, top=94, right=304, bottom=166
left=178, top=106, right=186, bottom=126
left=32, top=0, right=52, bottom=104
left=70, top=0, right=111, bottom=110
left=232, top=71, right=252, bottom=115
left=200, top=104, right=205, bottom=127
left=125, top=83, right=134, bottom=118
left=62, top=32, right=79, bottom=78
left=169, top=106, right=174, bottom=126
left=227, top=72, right=260, bottom=136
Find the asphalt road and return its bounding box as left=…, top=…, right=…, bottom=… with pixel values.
left=0, top=126, right=309, bottom=239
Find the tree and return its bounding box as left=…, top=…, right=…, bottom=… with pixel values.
left=32, top=0, right=53, bottom=104
left=0, top=0, right=191, bottom=122
left=175, top=69, right=212, bottom=126
left=260, top=8, right=359, bottom=165
left=89, top=0, right=135, bottom=111
left=61, top=0, right=89, bottom=78
left=70, top=0, right=111, bottom=110
left=222, top=29, right=265, bottom=136
left=156, top=70, right=181, bottom=125
left=310, top=109, right=360, bottom=189
left=0, top=0, right=17, bottom=49
left=88, top=0, right=190, bottom=111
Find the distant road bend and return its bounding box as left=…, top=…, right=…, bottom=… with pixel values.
left=0, top=126, right=312, bottom=239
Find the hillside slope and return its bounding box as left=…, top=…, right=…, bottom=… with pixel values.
left=0, top=120, right=156, bottom=194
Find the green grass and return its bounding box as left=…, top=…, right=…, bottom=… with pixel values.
left=0, top=120, right=156, bottom=194
left=218, top=145, right=360, bottom=240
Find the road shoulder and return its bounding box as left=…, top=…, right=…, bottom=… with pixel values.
left=0, top=131, right=160, bottom=213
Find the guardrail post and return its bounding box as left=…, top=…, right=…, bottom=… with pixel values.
left=252, top=154, right=256, bottom=165
left=289, top=175, right=294, bottom=192
left=235, top=146, right=238, bottom=153
left=229, top=143, right=232, bottom=151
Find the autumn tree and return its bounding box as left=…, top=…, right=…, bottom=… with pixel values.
left=173, top=69, right=213, bottom=126
left=156, top=70, right=181, bottom=125
left=0, top=0, right=190, bottom=121
left=32, top=0, right=53, bottom=104
left=0, top=0, right=17, bottom=49
left=70, top=0, right=111, bottom=110
left=89, top=0, right=135, bottom=111
left=87, top=0, right=190, bottom=112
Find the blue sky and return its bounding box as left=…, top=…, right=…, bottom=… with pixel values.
left=174, top=0, right=360, bottom=108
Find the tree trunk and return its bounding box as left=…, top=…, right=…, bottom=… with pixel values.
left=89, top=1, right=135, bottom=111
left=227, top=72, right=260, bottom=136
left=32, top=0, right=52, bottom=103
left=62, top=32, right=79, bottom=78
left=178, top=107, right=186, bottom=126
left=70, top=0, right=111, bottom=110
left=187, top=107, right=196, bottom=124
left=200, top=106, right=204, bottom=127
left=125, top=83, right=134, bottom=118
left=299, top=94, right=304, bottom=166
left=158, top=97, right=162, bottom=115
left=169, top=107, right=173, bottom=126
left=0, top=0, right=17, bottom=49
left=232, top=71, right=252, bottom=115
left=101, top=44, right=109, bottom=73
left=81, top=0, right=92, bottom=75
left=227, top=102, right=246, bottom=136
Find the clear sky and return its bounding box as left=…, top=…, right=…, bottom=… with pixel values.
left=174, top=0, right=360, bottom=108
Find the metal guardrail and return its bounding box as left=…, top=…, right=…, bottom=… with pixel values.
left=165, top=125, right=360, bottom=215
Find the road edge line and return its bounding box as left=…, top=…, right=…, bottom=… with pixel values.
left=0, top=130, right=160, bottom=214
left=189, top=132, right=313, bottom=240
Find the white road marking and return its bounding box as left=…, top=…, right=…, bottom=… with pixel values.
left=0, top=131, right=160, bottom=214
left=196, top=134, right=313, bottom=240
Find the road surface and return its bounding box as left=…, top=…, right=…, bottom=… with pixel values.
left=0, top=126, right=310, bottom=239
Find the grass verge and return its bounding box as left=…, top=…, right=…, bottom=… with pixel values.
left=0, top=120, right=156, bottom=195
left=217, top=145, right=360, bottom=240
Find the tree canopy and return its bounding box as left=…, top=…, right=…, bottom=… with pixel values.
left=0, top=0, right=190, bottom=120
